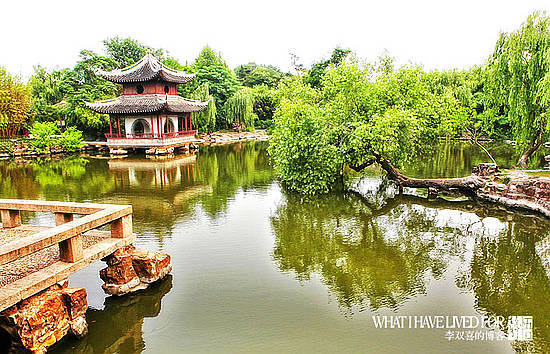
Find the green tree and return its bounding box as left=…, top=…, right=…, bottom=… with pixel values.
left=304, top=47, right=351, bottom=88
left=60, top=50, right=119, bottom=138
left=59, top=126, right=84, bottom=152
left=0, top=68, right=31, bottom=136
left=487, top=11, right=550, bottom=168
left=223, top=88, right=256, bottom=130
left=194, top=46, right=239, bottom=126
left=269, top=58, right=475, bottom=195
left=103, top=37, right=166, bottom=68
left=29, top=66, right=66, bottom=124
left=29, top=121, right=58, bottom=153
left=235, top=63, right=283, bottom=88
left=251, top=85, right=277, bottom=129
left=190, top=82, right=216, bottom=133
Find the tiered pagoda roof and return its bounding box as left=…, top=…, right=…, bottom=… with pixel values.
left=86, top=94, right=208, bottom=114
left=86, top=53, right=208, bottom=115
left=97, top=53, right=195, bottom=84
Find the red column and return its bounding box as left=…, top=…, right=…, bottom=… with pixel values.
left=109, top=118, right=112, bottom=136
left=150, top=116, right=154, bottom=137
left=189, top=113, right=192, bottom=131
left=157, top=115, right=160, bottom=138
left=185, top=114, right=188, bottom=131
left=117, top=117, right=121, bottom=137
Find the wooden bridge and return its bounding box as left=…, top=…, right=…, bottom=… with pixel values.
left=0, top=199, right=135, bottom=311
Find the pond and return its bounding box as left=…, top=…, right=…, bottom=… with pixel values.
left=0, top=142, right=548, bottom=353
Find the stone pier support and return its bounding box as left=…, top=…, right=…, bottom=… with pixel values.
left=0, top=280, right=87, bottom=353
left=100, top=245, right=172, bottom=296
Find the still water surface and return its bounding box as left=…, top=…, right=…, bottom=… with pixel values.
left=0, top=142, right=549, bottom=353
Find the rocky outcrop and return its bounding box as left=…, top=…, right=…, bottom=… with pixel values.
left=474, top=164, right=550, bottom=218
left=100, top=245, right=172, bottom=296
left=0, top=280, right=87, bottom=353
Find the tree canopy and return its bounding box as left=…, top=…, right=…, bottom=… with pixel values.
left=235, top=62, right=284, bottom=88
left=269, top=58, right=470, bottom=194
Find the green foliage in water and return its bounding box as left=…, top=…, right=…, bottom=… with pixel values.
left=270, top=58, right=465, bottom=194
left=269, top=79, right=343, bottom=195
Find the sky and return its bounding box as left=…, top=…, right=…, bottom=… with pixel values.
left=2, top=0, right=550, bottom=80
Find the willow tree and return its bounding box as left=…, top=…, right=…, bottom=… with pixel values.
left=223, top=89, right=256, bottom=130
left=190, top=82, right=216, bottom=133
left=0, top=68, right=31, bottom=136
left=488, top=11, right=550, bottom=168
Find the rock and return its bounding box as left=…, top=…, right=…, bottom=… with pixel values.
left=0, top=283, right=88, bottom=353
left=478, top=174, right=550, bottom=218
left=100, top=246, right=172, bottom=296
left=132, top=250, right=172, bottom=284
left=472, top=163, right=498, bottom=177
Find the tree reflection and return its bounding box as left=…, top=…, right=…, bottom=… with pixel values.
left=272, top=192, right=463, bottom=311
left=463, top=219, right=550, bottom=353
left=271, top=188, right=550, bottom=349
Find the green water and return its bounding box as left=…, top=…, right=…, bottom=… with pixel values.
left=0, top=142, right=549, bottom=353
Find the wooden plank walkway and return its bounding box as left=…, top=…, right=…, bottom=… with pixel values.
left=0, top=199, right=135, bottom=311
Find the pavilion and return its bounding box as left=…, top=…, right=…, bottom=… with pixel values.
left=86, top=53, right=208, bottom=153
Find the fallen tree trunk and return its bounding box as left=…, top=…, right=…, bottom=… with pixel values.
left=353, top=156, right=550, bottom=218
left=377, top=158, right=485, bottom=194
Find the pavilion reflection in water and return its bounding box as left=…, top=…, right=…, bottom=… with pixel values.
left=109, top=154, right=198, bottom=189
left=104, top=153, right=212, bottom=240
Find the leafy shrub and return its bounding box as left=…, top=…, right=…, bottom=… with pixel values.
left=29, top=122, right=59, bottom=153
left=59, top=126, right=84, bottom=152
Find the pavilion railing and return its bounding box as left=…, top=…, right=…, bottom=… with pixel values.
left=105, top=130, right=197, bottom=140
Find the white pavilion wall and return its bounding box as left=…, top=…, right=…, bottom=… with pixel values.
left=124, top=115, right=180, bottom=137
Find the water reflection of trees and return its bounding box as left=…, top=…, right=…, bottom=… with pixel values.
left=463, top=221, right=550, bottom=353
left=272, top=193, right=470, bottom=311
left=52, top=276, right=173, bottom=353
left=0, top=142, right=275, bottom=243
left=271, top=190, right=550, bottom=350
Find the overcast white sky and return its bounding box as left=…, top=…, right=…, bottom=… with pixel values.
left=2, top=0, right=550, bottom=80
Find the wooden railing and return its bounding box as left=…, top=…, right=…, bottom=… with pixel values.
left=0, top=200, right=135, bottom=310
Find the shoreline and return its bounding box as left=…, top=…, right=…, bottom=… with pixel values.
left=0, top=130, right=270, bottom=158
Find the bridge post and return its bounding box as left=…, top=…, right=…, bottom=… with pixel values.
left=1, top=209, right=21, bottom=228
left=55, top=212, right=83, bottom=262
left=111, top=214, right=132, bottom=238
